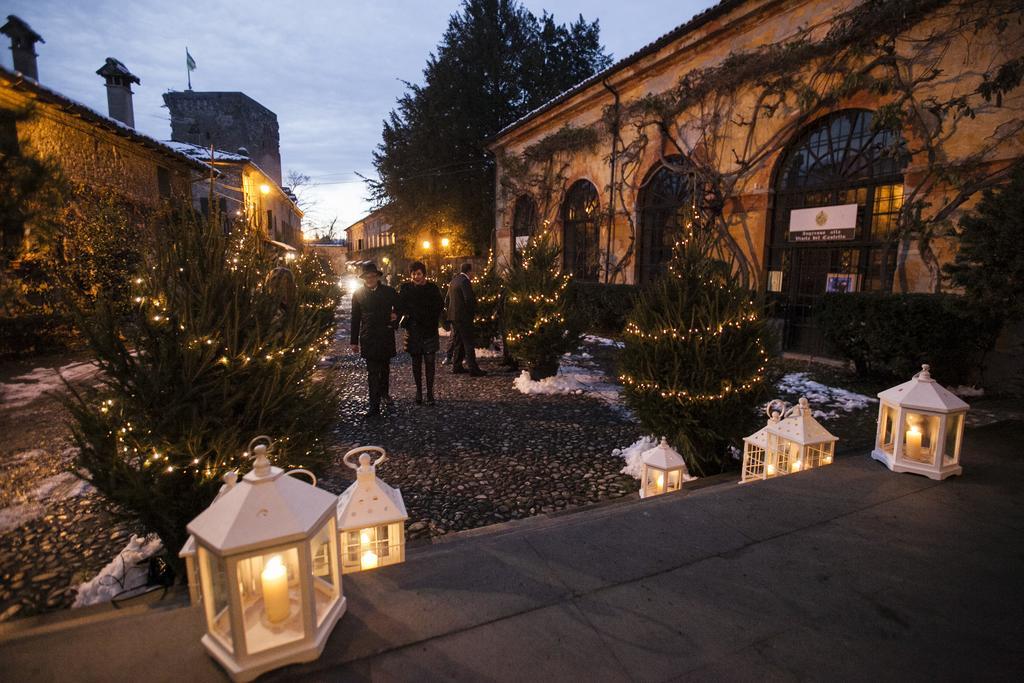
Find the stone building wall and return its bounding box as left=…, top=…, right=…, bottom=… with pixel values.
left=1, top=85, right=196, bottom=205
left=163, top=91, right=282, bottom=185
left=491, top=0, right=1024, bottom=295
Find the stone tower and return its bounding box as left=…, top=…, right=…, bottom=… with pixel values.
left=162, top=91, right=282, bottom=184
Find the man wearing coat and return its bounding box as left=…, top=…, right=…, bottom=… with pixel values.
left=350, top=262, right=400, bottom=417
left=447, top=262, right=487, bottom=377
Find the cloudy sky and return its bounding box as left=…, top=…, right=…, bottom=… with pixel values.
left=4, top=0, right=714, bottom=232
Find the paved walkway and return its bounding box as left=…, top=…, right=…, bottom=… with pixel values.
left=2, top=420, right=1021, bottom=681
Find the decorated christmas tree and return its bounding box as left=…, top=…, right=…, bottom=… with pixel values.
left=65, top=203, right=340, bottom=570
left=504, top=228, right=579, bottom=379
left=472, top=249, right=504, bottom=351
left=619, top=214, right=770, bottom=476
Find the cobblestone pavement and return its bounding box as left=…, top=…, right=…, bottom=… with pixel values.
left=0, top=356, right=147, bottom=622
left=318, top=295, right=641, bottom=542
left=0, top=298, right=641, bottom=620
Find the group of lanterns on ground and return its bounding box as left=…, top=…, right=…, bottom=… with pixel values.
left=183, top=364, right=970, bottom=680
left=181, top=438, right=408, bottom=681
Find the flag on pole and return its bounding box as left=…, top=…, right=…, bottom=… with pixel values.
left=186, top=47, right=196, bottom=90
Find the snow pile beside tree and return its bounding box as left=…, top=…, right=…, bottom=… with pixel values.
left=612, top=436, right=698, bottom=482
left=776, top=372, right=874, bottom=418
left=72, top=534, right=164, bottom=608
left=0, top=361, right=99, bottom=409
left=512, top=350, right=629, bottom=416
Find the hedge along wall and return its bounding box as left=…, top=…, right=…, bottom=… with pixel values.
left=816, top=292, right=1000, bottom=385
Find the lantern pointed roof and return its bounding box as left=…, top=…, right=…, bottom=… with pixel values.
left=337, top=469, right=408, bottom=529
left=641, top=437, right=688, bottom=471
left=878, top=365, right=969, bottom=412
left=188, top=459, right=337, bottom=555
left=767, top=398, right=837, bottom=445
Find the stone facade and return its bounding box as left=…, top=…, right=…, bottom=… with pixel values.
left=344, top=207, right=401, bottom=279
left=163, top=91, right=282, bottom=185
left=0, top=66, right=201, bottom=210
left=490, top=0, right=1024, bottom=355
left=167, top=142, right=302, bottom=247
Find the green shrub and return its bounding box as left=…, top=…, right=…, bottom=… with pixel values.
left=817, top=292, right=999, bottom=383
left=565, top=281, right=636, bottom=333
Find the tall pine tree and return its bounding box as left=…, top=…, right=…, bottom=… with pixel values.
left=370, top=0, right=611, bottom=255
left=619, top=215, right=770, bottom=477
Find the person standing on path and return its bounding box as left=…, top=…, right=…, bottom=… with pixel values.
left=350, top=262, right=400, bottom=417
left=447, top=262, right=487, bottom=377
left=398, top=261, right=445, bottom=405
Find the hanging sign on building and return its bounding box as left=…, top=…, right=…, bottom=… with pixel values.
left=788, top=204, right=858, bottom=242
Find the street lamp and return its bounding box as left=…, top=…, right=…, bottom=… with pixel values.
left=440, top=237, right=450, bottom=249
left=422, top=240, right=432, bottom=251
left=259, top=183, right=270, bottom=195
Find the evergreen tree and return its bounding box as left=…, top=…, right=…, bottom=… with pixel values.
left=619, top=216, right=770, bottom=477
left=65, top=204, right=340, bottom=570
left=504, top=229, right=579, bottom=378
left=943, top=167, right=1024, bottom=330
left=370, top=0, right=611, bottom=255
left=473, top=249, right=504, bottom=350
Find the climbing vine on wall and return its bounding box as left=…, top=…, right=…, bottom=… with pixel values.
left=498, top=0, right=1024, bottom=289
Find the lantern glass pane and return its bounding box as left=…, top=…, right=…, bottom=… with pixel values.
left=879, top=403, right=896, bottom=453
left=309, top=521, right=340, bottom=627
left=667, top=469, right=682, bottom=492
left=200, top=546, right=232, bottom=651
left=645, top=467, right=666, bottom=495
left=770, top=434, right=799, bottom=473
left=742, top=442, right=768, bottom=482
left=344, top=524, right=395, bottom=571
left=902, top=412, right=940, bottom=465
left=235, top=547, right=303, bottom=655
left=387, top=522, right=405, bottom=566
left=944, top=413, right=964, bottom=465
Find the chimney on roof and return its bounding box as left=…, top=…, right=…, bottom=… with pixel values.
left=1, top=15, right=44, bottom=81
left=96, top=58, right=140, bottom=128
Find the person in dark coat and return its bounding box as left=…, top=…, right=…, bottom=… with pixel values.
left=447, top=262, right=487, bottom=376
left=398, top=261, right=445, bottom=405
left=350, top=262, right=400, bottom=417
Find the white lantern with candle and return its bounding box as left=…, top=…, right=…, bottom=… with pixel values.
left=184, top=437, right=345, bottom=682
left=872, top=364, right=968, bottom=480
left=336, top=446, right=408, bottom=574
left=639, top=437, right=690, bottom=498
left=742, top=398, right=837, bottom=483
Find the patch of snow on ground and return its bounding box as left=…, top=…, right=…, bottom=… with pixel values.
left=776, top=372, right=875, bottom=419
left=72, top=535, right=164, bottom=608
left=31, top=472, right=94, bottom=501
left=582, top=334, right=625, bottom=349
left=952, top=385, right=984, bottom=398
left=475, top=346, right=503, bottom=358
left=612, top=436, right=699, bottom=482
left=0, top=360, right=99, bottom=409
left=0, top=503, right=45, bottom=534
left=513, top=352, right=632, bottom=418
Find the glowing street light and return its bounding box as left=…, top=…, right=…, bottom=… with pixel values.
left=440, top=237, right=450, bottom=249
left=259, top=183, right=271, bottom=195
left=422, top=240, right=432, bottom=250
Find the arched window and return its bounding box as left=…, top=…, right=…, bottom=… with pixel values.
left=511, top=195, right=538, bottom=255
left=768, top=109, right=908, bottom=352
left=561, top=180, right=601, bottom=281
left=636, top=156, right=698, bottom=284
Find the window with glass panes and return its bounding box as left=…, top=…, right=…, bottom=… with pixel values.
left=511, top=195, right=538, bottom=255
left=636, top=156, right=699, bottom=285
left=561, top=180, right=601, bottom=281
left=767, top=110, right=908, bottom=353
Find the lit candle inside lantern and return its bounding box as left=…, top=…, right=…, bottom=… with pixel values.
left=260, top=555, right=290, bottom=623
left=361, top=550, right=378, bottom=570
left=791, top=459, right=802, bottom=473
left=360, top=529, right=372, bottom=547
left=766, top=463, right=777, bottom=476
left=906, top=425, right=923, bottom=459
left=656, top=472, right=665, bottom=493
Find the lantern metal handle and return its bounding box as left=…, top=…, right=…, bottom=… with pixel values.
left=285, top=469, right=317, bottom=486
left=343, top=445, right=387, bottom=470
left=247, top=435, right=275, bottom=457
left=766, top=399, right=789, bottom=420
